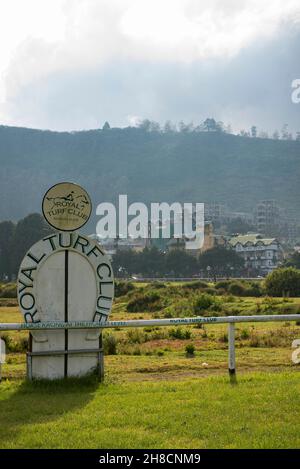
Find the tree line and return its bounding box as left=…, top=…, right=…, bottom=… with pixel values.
left=1, top=212, right=299, bottom=280
left=113, top=245, right=300, bottom=278
left=112, top=245, right=244, bottom=279
left=103, top=118, right=300, bottom=141
left=0, top=214, right=52, bottom=280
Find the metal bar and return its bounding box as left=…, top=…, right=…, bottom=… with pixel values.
left=0, top=338, right=3, bottom=381
left=27, top=353, right=32, bottom=380
left=28, top=333, right=33, bottom=381
left=99, top=352, right=104, bottom=381
left=27, top=348, right=103, bottom=357
left=228, top=323, right=236, bottom=377
left=124, top=277, right=264, bottom=282
left=99, top=333, right=104, bottom=381
left=64, top=249, right=69, bottom=378
left=0, top=314, right=299, bottom=331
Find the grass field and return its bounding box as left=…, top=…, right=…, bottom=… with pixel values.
left=0, top=372, right=299, bottom=448
left=0, top=282, right=300, bottom=448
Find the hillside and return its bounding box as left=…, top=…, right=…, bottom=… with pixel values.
left=0, top=125, right=299, bottom=227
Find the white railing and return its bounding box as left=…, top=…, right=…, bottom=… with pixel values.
left=1, top=314, right=299, bottom=378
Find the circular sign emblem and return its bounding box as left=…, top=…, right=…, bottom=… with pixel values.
left=42, top=182, right=92, bottom=231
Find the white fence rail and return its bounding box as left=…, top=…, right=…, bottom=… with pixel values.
left=1, top=314, right=299, bottom=331
left=0, top=314, right=299, bottom=379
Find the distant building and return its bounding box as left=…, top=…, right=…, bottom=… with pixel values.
left=226, top=211, right=254, bottom=225
left=204, top=202, right=227, bottom=224
left=167, top=222, right=226, bottom=256
left=229, top=233, right=283, bottom=274
left=200, top=222, right=226, bottom=252
left=205, top=203, right=255, bottom=228
left=88, top=235, right=117, bottom=258
left=254, top=200, right=280, bottom=236
left=117, top=238, right=147, bottom=252
left=89, top=235, right=147, bottom=257
left=278, top=217, right=300, bottom=244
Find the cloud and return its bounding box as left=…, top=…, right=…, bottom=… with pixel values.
left=0, top=0, right=299, bottom=132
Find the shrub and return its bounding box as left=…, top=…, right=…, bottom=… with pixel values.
left=183, top=280, right=208, bottom=290
left=280, top=304, right=294, bottom=313
left=0, top=333, right=12, bottom=351
left=200, top=287, right=217, bottom=295
left=224, top=307, right=241, bottom=316
left=240, top=328, right=250, bottom=340
left=163, top=310, right=173, bottom=318
left=193, top=293, right=221, bottom=313
left=149, top=329, right=167, bottom=340
left=126, top=328, right=145, bottom=344
left=143, top=327, right=156, bottom=333
left=224, top=295, right=236, bottom=303
left=215, top=288, right=227, bottom=296
left=244, top=284, right=262, bottom=297
left=219, top=333, right=228, bottom=343
left=0, top=283, right=17, bottom=298
left=17, top=337, right=29, bottom=352
left=185, top=344, right=195, bottom=356
left=133, top=347, right=141, bottom=356
left=193, top=293, right=215, bottom=312
left=0, top=333, right=28, bottom=352
left=265, top=268, right=300, bottom=297
left=249, top=334, right=260, bottom=347
left=228, top=282, right=246, bottom=296
left=150, top=281, right=166, bottom=289
left=103, top=334, right=118, bottom=355
left=215, top=280, right=232, bottom=290
left=114, top=281, right=135, bottom=298
left=163, top=301, right=194, bottom=318
left=126, top=292, right=162, bottom=312
left=255, top=302, right=261, bottom=313
left=169, top=327, right=192, bottom=340
left=262, top=296, right=281, bottom=306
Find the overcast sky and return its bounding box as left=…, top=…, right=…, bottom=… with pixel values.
left=0, top=0, right=299, bottom=134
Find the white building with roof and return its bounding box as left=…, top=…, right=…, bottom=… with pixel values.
left=229, top=233, right=283, bottom=274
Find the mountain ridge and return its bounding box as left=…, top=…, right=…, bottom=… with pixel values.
left=0, top=124, right=299, bottom=227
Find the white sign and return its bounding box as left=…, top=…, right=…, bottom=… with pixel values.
left=17, top=232, right=114, bottom=379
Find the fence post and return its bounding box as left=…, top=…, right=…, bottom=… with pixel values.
left=27, top=333, right=33, bottom=381
left=99, top=332, right=104, bottom=382
left=228, top=322, right=236, bottom=380
left=0, top=338, right=3, bottom=382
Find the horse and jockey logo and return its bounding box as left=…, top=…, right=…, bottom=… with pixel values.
left=46, top=191, right=90, bottom=210
left=42, top=182, right=92, bottom=231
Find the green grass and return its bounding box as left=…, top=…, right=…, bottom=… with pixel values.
left=1, top=284, right=300, bottom=448
left=0, top=372, right=299, bottom=448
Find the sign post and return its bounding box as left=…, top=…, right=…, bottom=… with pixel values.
left=0, top=338, right=5, bottom=381
left=228, top=323, right=236, bottom=382
left=18, top=182, right=114, bottom=380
